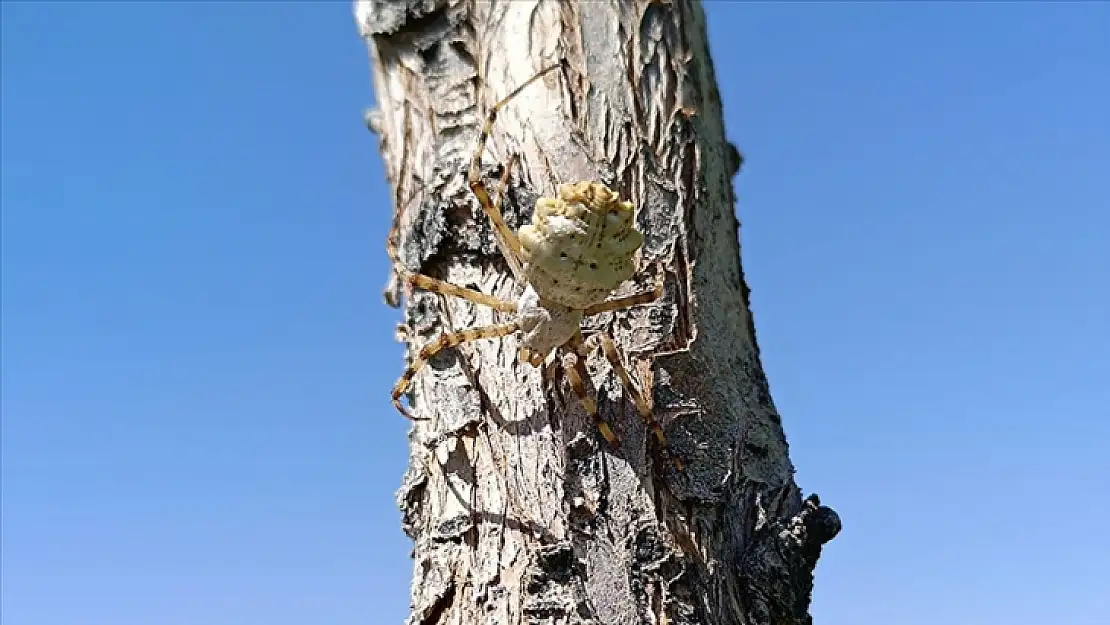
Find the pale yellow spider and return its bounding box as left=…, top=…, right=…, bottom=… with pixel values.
left=387, top=60, right=673, bottom=464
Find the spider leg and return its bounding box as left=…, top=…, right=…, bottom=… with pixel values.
left=583, top=274, right=664, bottom=317
left=392, top=321, right=521, bottom=420
left=560, top=340, right=621, bottom=448
left=582, top=333, right=682, bottom=471
left=408, top=275, right=518, bottom=313
left=386, top=190, right=518, bottom=314
left=492, top=152, right=518, bottom=219
left=468, top=61, right=565, bottom=283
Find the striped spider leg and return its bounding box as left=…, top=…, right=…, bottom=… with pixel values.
left=561, top=280, right=678, bottom=468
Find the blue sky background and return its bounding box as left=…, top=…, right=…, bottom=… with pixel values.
left=2, top=3, right=1107, bottom=625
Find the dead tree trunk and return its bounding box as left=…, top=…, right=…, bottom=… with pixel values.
left=354, top=1, right=840, bottom=623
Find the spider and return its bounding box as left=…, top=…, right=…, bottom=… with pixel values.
left=387, top=60, right=674, bottom=465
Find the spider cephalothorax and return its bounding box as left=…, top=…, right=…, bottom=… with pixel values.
left=387, top=60, right=675, bottom=466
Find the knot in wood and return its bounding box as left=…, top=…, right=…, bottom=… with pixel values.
left=518, top=182, right=644, bottom=310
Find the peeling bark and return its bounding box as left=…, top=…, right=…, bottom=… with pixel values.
left=354, top=1, right=840, bottom=623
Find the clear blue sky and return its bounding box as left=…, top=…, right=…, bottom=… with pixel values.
left=2, top=3, right=1107, bottom=625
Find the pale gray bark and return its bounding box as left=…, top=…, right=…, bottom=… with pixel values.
left=354, top=1, right=840, bottom=624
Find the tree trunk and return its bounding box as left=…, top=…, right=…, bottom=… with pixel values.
left=353, top=1, right=841, bottom=623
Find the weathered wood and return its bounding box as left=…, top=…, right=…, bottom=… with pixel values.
left=354, top=1, right=840, bottom=623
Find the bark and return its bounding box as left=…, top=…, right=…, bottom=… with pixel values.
left=353, top=1, right=841, bottom=624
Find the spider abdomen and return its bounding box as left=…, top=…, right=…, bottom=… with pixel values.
left=518, top=181, right=644, bottom=310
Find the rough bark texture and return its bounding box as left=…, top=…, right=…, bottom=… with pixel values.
left=354, top=1, right=841, bottom=624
